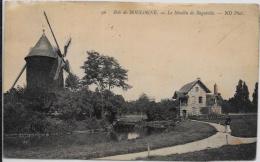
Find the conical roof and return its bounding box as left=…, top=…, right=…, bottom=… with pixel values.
left=25, top=33, right=57, bottom=59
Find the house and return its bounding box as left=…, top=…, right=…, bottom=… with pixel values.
left=173, top=78, right=222, bottom=117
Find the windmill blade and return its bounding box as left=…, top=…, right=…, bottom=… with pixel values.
left=11, top=64, right=27, bottom=89
left=44, top=11, right=72, bottom=80
left=64, top=38, right=71, bottom=57
left=53, top=57, right=65, bottom=80
left=63, top=60, right=71, bottom=74
left=43, top=11, right=63, bottom=57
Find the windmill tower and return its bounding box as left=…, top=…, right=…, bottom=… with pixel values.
left=11, top=12, right=72, bottom=91
left=25, top=32, right=64, bottom=90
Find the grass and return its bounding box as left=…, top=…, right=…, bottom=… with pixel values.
left=195, top=114, right=257, bottom=137
left=143, top=143, right=256, bottom=161
left=4, top=120, right=216, bottom=159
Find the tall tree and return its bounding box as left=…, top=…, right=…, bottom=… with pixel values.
left=232, top=80, right=244, bottom=112
left=81, top=51, right=131, bottom=118
left=234, top=80, right=243, bottom=100
left=252, top=82, right=258, bottom=112
left=242, top=82, right=251, bottom=112
left=81, top=51, right=131, bottom=91
left=230, top=80, right=252, bottom=113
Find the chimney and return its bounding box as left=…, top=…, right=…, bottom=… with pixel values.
left=197, top=77, right=201, bottom=81
left=214, top=83, right=218, bottom=95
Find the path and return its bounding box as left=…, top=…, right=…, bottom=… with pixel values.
left=97, top=120, right=257, bottom=160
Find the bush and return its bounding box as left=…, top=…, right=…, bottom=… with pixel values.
left=146, top=99, right=177, bottom=121
left=200, top=107, right=210, bottom=114
left=4, top=87, right=126, bottom=134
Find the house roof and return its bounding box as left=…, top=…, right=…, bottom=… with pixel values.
left=173, top=79, right=211, bottom=99
left=179, top=79, right=211, bottom=93
left=173, top=91, right=187, bottom=99
left=25, top=33, right=57, bottom=60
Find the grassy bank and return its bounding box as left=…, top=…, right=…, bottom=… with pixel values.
left=4, top=120, right=216, bottom=159
left=194, top=114, right=257, bottom=137
left=144, top=143, right=256, bottom=161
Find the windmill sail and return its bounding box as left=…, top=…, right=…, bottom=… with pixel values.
left=11, top=64, right=27, bottom=89
left=54, top=56, right=65, bottom=80
left=64, top=60, right=70, bottom=73
left=44, top=11, right=72, bottom=77
left=64, top=38, right=71, bottom=57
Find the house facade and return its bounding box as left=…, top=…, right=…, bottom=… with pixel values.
left=173, top=78, right=222, bottom=117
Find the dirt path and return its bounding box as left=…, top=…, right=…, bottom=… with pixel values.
left=97, top=120, right=257, bottom=160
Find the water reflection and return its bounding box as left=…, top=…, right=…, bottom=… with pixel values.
left=127, top=132, right=139, bottom=140
left=112, top=124, right=165, bottom=141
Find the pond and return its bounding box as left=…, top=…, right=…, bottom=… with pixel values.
left=112, top=124, right=166, bottom=141
left=4, top=125, right=166, bottom=149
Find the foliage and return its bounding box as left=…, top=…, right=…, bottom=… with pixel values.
left=123, top=94, right=177, bottom=121
left=65, top=73, right=81, bottom=91
left=135, top=93, right=152, bottom=113
left=81, top=51, right=131, bottom=91
left=122, top=93, right=151, bottom=114
left=51, top=89, right=94, bottom=120
left=103, top=90, right=126, bottom=122
left=80, top=51, right=131, bottom=119
left=50, top=89, right=125, bottom=123
left=252, top=82, right=258, bottom=112
left=4, top=87, right=57, bottom=133
left=220, top=100, right=235, bottom=114
left=146, top=99, right=177, bottom=121
left=195, top=114, right=257, bottom=137
left=228, top=80, right=252, bottom=113
left=200, top=107, right=210, bottom=114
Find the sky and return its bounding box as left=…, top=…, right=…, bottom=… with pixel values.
left=4, top=2, right=259, bottom=101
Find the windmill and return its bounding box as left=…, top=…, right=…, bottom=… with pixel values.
left=10, top=11, right=72, bottom=91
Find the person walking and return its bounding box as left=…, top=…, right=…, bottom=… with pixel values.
left=224, top=115, right=231, bottom=144
left=224, top=115, right=232, bottom=133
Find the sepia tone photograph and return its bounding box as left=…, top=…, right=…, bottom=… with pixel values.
left=3, top=1, right=259, bottom=161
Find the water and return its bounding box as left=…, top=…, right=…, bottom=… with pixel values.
left=127, top=132, right=139, bottom=140
left=113, top=125, right=165, bottom=141
left=4, top=125, right=166, bottom=149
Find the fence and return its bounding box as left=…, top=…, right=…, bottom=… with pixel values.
left=188, top=113, right=257, bottom=121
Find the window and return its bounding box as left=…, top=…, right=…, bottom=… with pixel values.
left=199, top=97, right=203, bottom=103
left=195, top=87, right=199, bottom=92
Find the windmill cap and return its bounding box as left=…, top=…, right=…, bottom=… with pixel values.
left=25, top=33, right=57, bottom=60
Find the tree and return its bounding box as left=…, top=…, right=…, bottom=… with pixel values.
left=242, top=82, right=251, bottom=112
left=230, top=80, right=251, bottom=113
left=221, top=99, right=235, bottom=113
left=65, top=73, right=81, bottom=91
left=136, top=93, right=152, bottom=114
left=252, top=82, right=258, bottom=112
left=81, top=51, right=131, bottom=119
left=52, top=89, right=94, bottom=120
left=81, top=51, right=131, bottom=91
left=103, top=90, right=125, bottom=123
left=146, top=99, right=177, bottom=121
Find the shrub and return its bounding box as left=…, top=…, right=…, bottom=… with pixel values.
left=146, top=99, right=177, bottom=121
left=200, top=107, right=210, bottom=114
